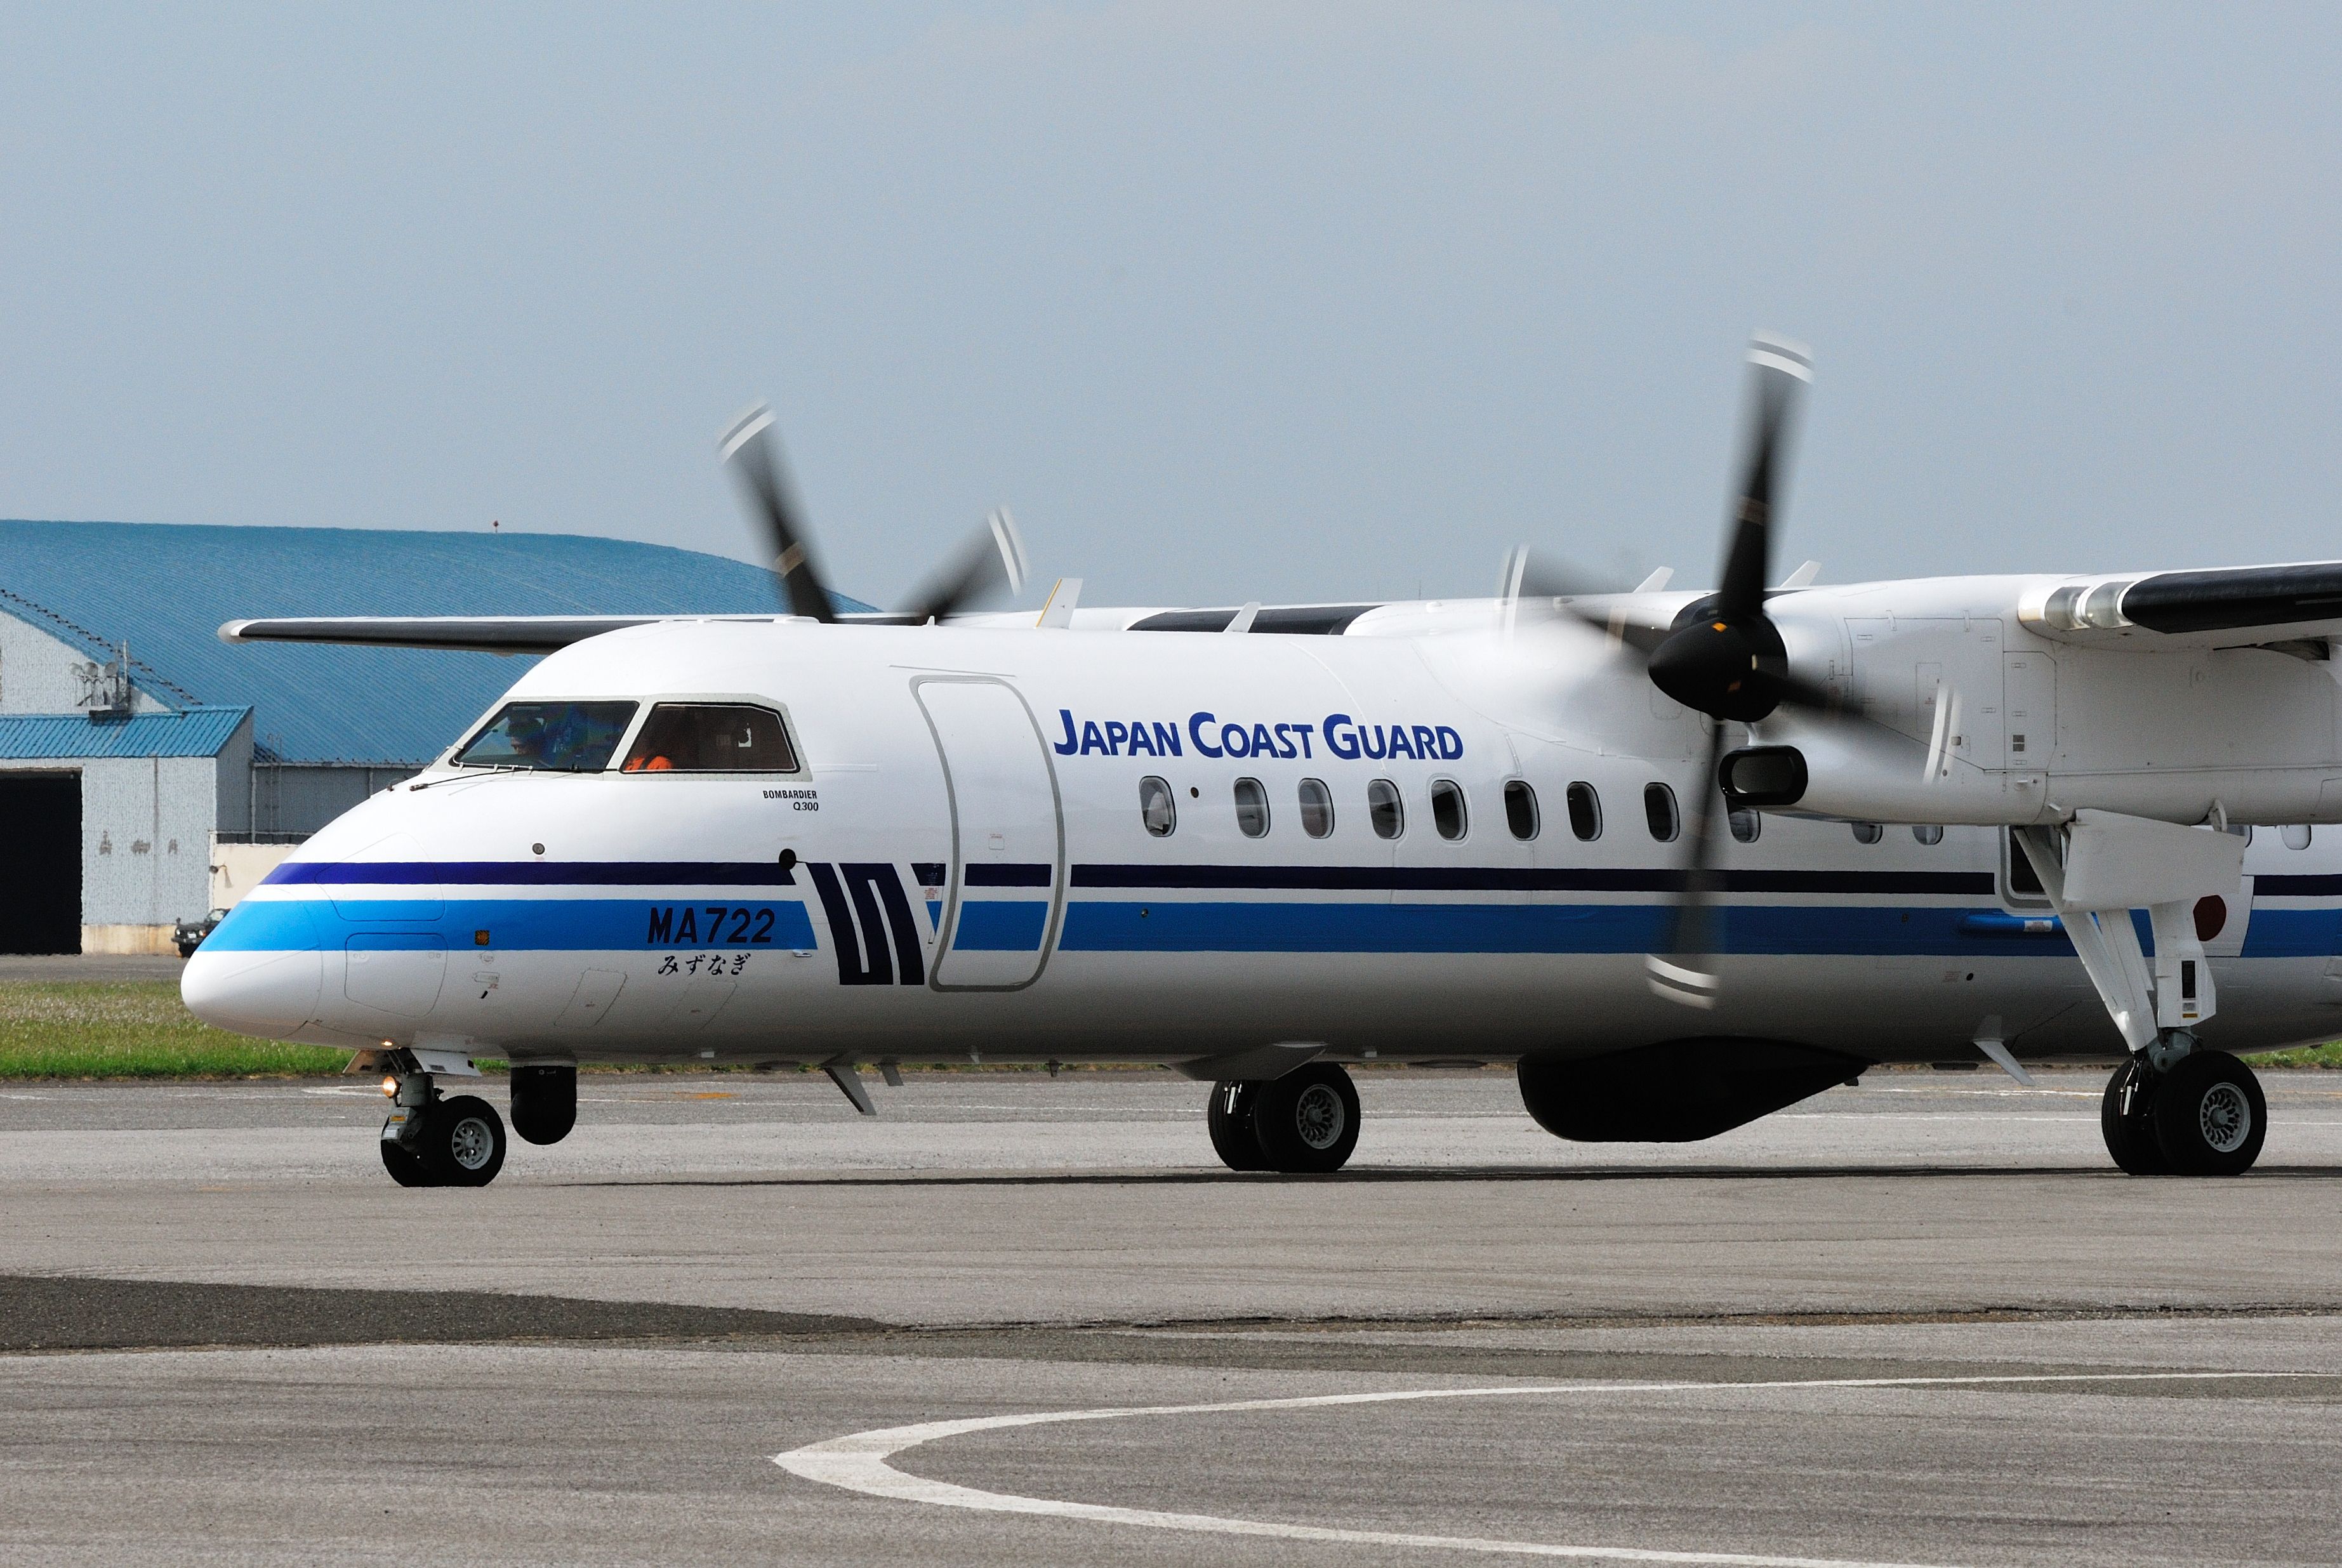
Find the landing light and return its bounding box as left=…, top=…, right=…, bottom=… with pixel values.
left=380, top=1076, right=399, bottom=1099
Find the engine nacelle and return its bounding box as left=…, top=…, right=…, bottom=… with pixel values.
left=1517, top=1038, right=1867, bottom=1143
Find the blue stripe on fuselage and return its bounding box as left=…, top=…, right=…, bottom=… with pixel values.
left=206, top=897, right=818, bottom=953
left=205, top=881, right=2342, bottom=961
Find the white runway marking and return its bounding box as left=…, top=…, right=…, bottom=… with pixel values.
left=776, top=1370, right=2310, bottom=1567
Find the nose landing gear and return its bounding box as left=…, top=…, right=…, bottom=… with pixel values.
left=1206, top=1062, right=1361, bottom=1174
left=2100, top=1040, right=2266, bottom=1176
left=380, top=1070, right=508, bottom=1187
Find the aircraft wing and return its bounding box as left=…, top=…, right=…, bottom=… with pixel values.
left=215, top=602, right=1412, bottom=651
left=2030, top=562, right=2342, bottom=649
left=217, top=612, right=931, bottom=652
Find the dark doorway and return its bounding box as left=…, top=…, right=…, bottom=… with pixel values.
left=0, top=774, right=81, bottom=953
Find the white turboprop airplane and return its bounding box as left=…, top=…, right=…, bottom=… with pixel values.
left=185, top=339, right=2342, bottom=1187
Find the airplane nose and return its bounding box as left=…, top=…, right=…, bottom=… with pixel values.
left=182, top=943, right=323, bottom=1041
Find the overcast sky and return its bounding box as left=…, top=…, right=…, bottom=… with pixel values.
left=3, top=4, right=2337, bottom=612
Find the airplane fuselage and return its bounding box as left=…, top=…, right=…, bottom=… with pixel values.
left=183, top=603, right=2342, bottom=1072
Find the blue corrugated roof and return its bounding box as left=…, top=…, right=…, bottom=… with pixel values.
left=0, top=521, right=872, bottom=765
left=0, top=707, right=251, bottom=760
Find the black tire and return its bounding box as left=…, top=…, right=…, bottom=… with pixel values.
left=1207, top=1081, right=1267, bottom=1171
left=2152, top=1050, right=2266, bottom=1176
left=2100, top=1057, right=2169, bottom=1176
left=1250, top=1063, right=1360, bottom=1175
left=419, top=1095, right=507, bottom=1187
left=380, top=1130, right=433, bottom=1187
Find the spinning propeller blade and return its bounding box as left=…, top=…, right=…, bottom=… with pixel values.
left=898, top=507, right=1031, bottom=625
left=721, top=404, right=838, bottom=624
left=719, top=405, right=1032, bottom=626
left=1646, top=720, right=1730, bottom=1010
left=1636, top=334, right=1816, bottom=1005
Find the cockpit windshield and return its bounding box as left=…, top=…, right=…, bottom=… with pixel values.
left=620, top=703, right=798, bottom=772
left=454, top=701, right=638, bottom=772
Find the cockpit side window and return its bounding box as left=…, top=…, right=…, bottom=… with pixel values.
left=456, top=701, right=638, bottom=772
left=621, top=703, right=799, bottom=773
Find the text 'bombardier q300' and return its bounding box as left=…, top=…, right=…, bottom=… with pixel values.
left=186, top=342, right=2342, bottom=1186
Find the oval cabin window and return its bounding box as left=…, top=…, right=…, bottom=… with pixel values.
left=1367, top=779, right=1405, bottom=840
left=1643, top=783, right=1679, bottom=843
left=1139, top=776, right=1176, bottom=837
left=1566, top=782, right=1602, bottom=841
left=1504, top=780, right=1539, bottom=840
left=1430, top=779, right=1468, bottom=841
left=1728, top=807, right=1761, bottom=844
left=1851, top=822, right=1884, bottom=845
left=1233, top=777, right=1271, bottom=838
left=1297, top=778, right=1335, bottom=838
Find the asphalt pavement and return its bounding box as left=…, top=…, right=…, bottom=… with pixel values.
left=4, top=1067, right=2339, bottom=1565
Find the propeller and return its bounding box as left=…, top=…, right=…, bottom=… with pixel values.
left=719, top=404, right=1030, bottom=626
left=1553, top=334, right=1845, bottom=1007
left=897, top=507, right=1030, bottom=625
left=721, top=404, right=838, bottom=624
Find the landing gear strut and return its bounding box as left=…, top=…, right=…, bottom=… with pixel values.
left=380, top=1071, right=508, bottom=1187
left=1206, top=1062, right=1360, bottom=1174
left=2100, top=1040, right=2265, bottom=1176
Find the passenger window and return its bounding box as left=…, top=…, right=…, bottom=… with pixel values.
left=457, top=701, right=637, bottom=772
left=2284, top=824, right=2313, bottom=850
left=1431, top=779, right=1468, bottom=841
left=1367, top=779, right=1405, bottom=840
left=621, top=704, right=797, bottom=772
left=1643, top=783, right=1679, bottom=843
left=1504, top=780, right=1539, bottom=840
left=1139, top=776, right=1176, bottom=837
left=1729, top=807, right=1761, bottom=844
left=1851, top=822, right=1883, bottom=845
left=1912, top=824, right=1944, bottom=846
left=1233, top=777, right=1271, bottom=838
left=1566, top=781, right=1602, bottom=841
left=1297, top=778, right=1335, bottom=838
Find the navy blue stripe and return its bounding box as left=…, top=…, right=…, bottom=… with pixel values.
left=2253, top=874, right=2342, bottom=896
left=1057, top=901, right=2077, bottom=956
left=965, top=863, right=1052, bottom=887
left=1069, top=864, right=1994, bottom=895
left=267, top=860, right=800, bottom=888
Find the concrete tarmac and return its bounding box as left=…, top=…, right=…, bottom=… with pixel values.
left=4, top=1068, right=2341, bottom=1565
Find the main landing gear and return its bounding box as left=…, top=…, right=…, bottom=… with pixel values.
left=2100, top=1037, right=2266, bottom=1176
left=1207, top=1062, right=1361, bottom=1174
left=380, top=1071, right=508, bottom=1187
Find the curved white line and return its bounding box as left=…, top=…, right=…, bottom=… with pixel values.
left=776, top=1371, right=2305, bottom=1568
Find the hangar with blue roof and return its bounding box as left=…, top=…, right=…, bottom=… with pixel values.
left=0, top=520, right=837, bottom=954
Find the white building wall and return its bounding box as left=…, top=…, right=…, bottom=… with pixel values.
left=0, top=610, right=250, bottom=951
left=77, top=756, right=216, bottom=949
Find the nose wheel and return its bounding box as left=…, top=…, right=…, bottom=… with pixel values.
left=380, top=1076, right=508, bottom=1187
left=2100, top=1046, right=2265, bottom=1176
left=1205, top=1062, right=1361, bottom=1174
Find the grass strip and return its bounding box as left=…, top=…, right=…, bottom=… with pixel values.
left=0, top=981, right=347, bottom=1079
